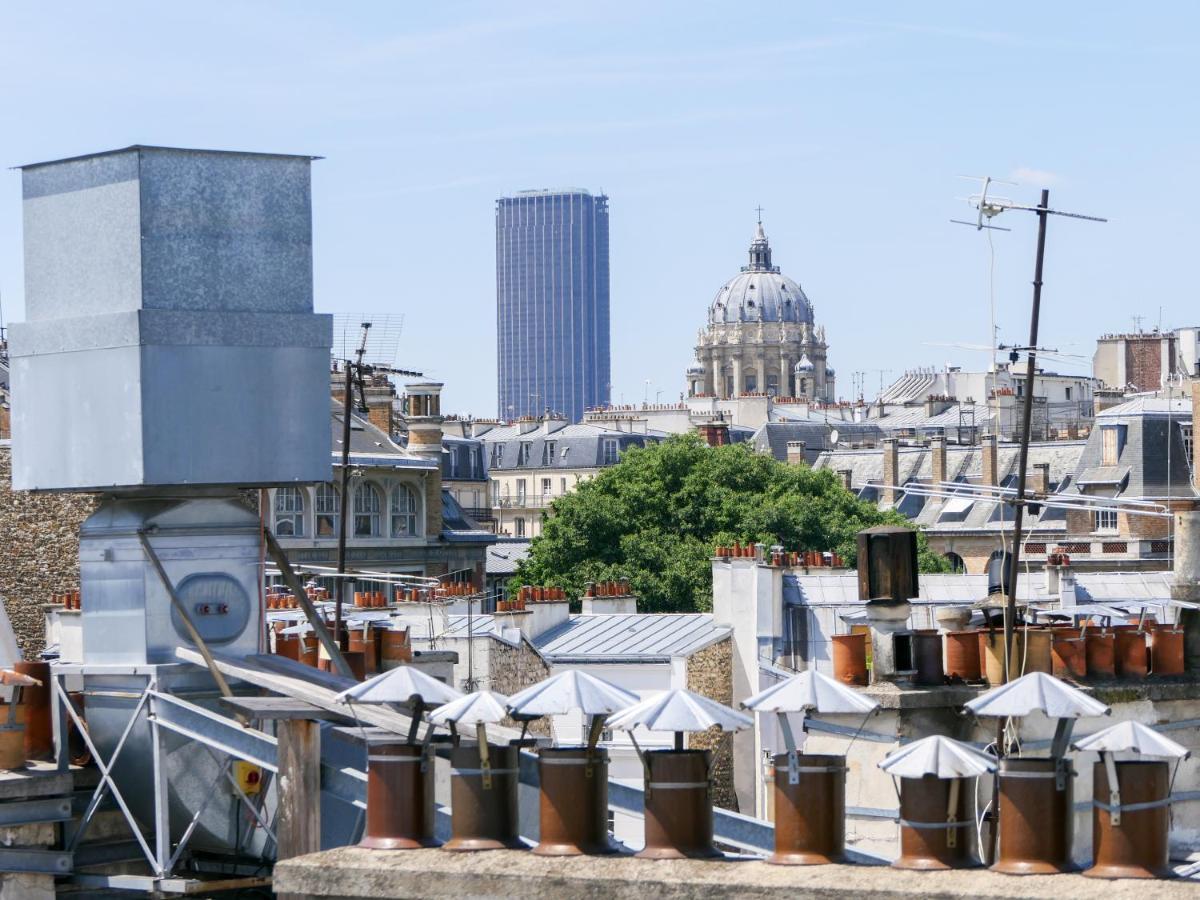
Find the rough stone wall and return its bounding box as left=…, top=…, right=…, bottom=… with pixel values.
left=0, top=447, right=96, bottom=659
left=685, top=637, right=737, bottom=811
left=488, top=636, right=551, bottom=737
left=423, top=472, right=443, bottom=539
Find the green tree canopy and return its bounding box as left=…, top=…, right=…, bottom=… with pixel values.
left=511, top=434, right=947, bottom=613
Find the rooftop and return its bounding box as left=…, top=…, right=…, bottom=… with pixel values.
left=785, top=570, right=1177, bottom=607
left=533, top=613, right=730, bottom=663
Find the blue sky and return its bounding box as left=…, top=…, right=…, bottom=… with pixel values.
left=2, top=3, right=1197, bottom=414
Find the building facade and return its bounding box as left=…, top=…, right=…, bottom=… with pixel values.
left=271, top=383, right=494, bottom=588
left=479, top=415, right=665, bottom=538
left=496, top=189, right=610, bottom=422
left=686, top=220, right=834, bottom=402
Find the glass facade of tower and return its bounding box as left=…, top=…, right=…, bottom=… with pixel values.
left=496, top=190, right=610, bottom=422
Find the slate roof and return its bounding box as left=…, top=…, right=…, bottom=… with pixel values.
left=440, top=491, right=495, bottom=543
left=813, top=440, right=1087, bottom=533
left=331, top=398, right=435, bottom=470
left=440, top=436, right=487, bottom=482
left=482, top=422, right=669, bottom=471
left=487, top=539, right=531, bottom=575
left=750, top=421, right=872, bottom=462
left=1066, top=397, right=1195, bottom=500
left=533, top=613, right=730, bottom=663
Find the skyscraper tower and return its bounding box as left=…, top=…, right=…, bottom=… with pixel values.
left=496, top=189, right=610, bottom=422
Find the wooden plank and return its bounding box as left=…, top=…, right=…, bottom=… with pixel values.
left=276, top=719, right=320, bottom=863
left=176, top=648, right=523, bottom=742
left=263, top=527, right=356, bottom=680
left=220, top=697, right=353, bottom=721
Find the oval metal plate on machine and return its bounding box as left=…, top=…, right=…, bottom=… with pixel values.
left=170, top=572, right=252, bottom=645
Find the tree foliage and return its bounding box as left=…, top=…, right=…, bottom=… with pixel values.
left=511, top=434, right=949, bottom=613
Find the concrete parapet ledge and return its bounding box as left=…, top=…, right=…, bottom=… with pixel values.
left=274, top=847, right=1200, bottom=899
left=861, top=674, right=1200, bottom=709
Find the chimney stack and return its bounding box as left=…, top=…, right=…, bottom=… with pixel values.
left=364, top=377, right=395, bottom=435
left=1031, top=462, right=1050, bottom=496
left=881, top=438, right=900, bottom=506
left=856, top=526, right=919, bottom=683
left=838, top=469, right=854, bottom=491
left=697, top=420, right=730, bottom=447
left=1173, top=511, right=1200, bottom=671
left=403, top=382, right=444, bottom=458
left=930, top=435, right=947, bottom=488
left=981, top=434, right=998, bottom=487
left=786, top=440, right=807, bottom=466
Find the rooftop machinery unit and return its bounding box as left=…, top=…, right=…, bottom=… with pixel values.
left=8, top=146, right=333, bottom=861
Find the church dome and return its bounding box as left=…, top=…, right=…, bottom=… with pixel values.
left=708, top=222, right=814, bottom=326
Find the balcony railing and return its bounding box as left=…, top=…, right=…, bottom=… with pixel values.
left=492, top=494, right=560, bottom=509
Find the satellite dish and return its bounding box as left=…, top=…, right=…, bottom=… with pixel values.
left=829, top=428, right=840, bottom=447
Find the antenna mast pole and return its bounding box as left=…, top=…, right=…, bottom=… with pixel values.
left=1003, top=189, right=1050, bottom=682
left=334, top=324, right=372, bottom=642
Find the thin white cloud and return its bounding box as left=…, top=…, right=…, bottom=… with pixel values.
left=1011, top=167, right=1062, bottom=187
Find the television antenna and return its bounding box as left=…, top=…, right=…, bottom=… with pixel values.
left=953, top=179, right=1106, bottom=851
left=332, top=318, right=424, bottom=640
left=332, top=313, right=407, bottom=368
left=953, top=175, right=1107, bottom=231
left=953, top=182, right=1107, bottom=678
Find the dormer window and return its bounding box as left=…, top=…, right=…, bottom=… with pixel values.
left=1101, top=425, right=1125, bottom=466
left=518, top=442, right=532, bottom=466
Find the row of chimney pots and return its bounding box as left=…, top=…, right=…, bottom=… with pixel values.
left=832, top=621, right=1187, bottom=687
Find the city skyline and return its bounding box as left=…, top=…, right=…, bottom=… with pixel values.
left=1, top=4, right=1197, bottom=415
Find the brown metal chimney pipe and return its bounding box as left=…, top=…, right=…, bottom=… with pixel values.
left=443, top=743, right=522, bottom=851
left=533, top=747, right=615, bottom=856
left=360, top=742, right=439, bottom=849
left=637, top=750, right=719, bottom=859
left=767, top=752, right=846, bottom=865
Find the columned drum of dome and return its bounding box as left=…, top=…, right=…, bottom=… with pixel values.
left=496, top=189, right=610, bottom=422
left=686, top=220, right=834, bottom=401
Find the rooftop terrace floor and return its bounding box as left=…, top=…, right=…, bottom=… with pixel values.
left=275, top=847, right=1200, bottom=899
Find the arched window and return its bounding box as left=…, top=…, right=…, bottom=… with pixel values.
left=353, top=483, right=382, bottom=537
left=944, top=552, right=966, bottom=574
left=514, top=517, right=526, bottom=538
left=315, top=484, right=339, bottom=537
left=274, top=487, right=304, bottom=537
left=391, top=484, right=419, bottom=537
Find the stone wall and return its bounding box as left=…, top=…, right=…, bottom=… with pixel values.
left=685, top=637, right=737, bottom=811
left=0, top=446, right=96, bottom=658
left=488, top=636, right=552, bottom=737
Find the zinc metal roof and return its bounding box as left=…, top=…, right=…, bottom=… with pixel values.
left=533, top=613, right=730, bottom=663
left=786, top=571, right=1177, bottom=607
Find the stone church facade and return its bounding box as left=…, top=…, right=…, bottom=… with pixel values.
left=687, top=221, right=834, bottom=402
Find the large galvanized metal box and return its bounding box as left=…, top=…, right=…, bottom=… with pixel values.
left=8, top=145, right=332, bottom=491
left=78, top=496, right=262, bottom=664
